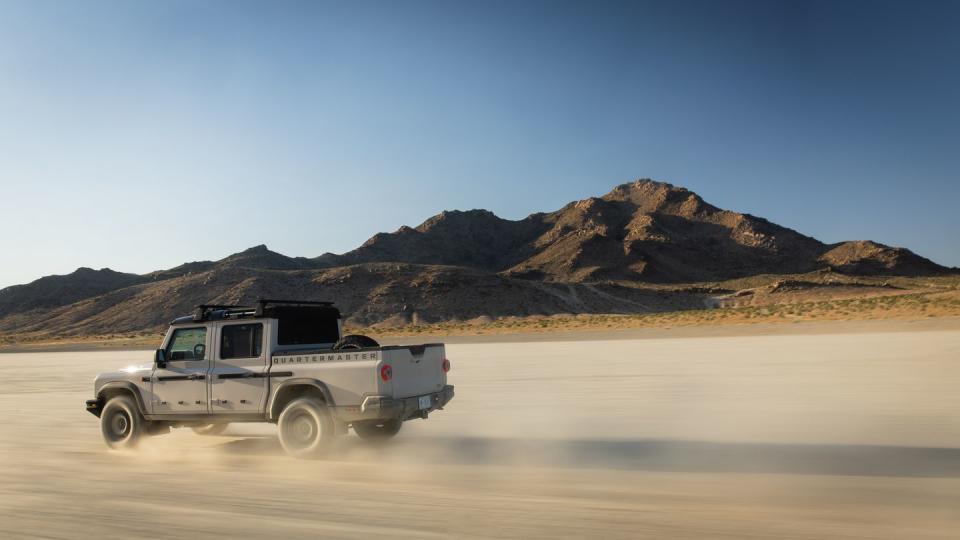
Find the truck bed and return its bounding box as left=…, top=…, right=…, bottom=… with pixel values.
left=269, top=343, right=448, bottom=406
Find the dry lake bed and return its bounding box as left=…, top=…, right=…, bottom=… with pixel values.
left=1, top=328, right=958, bottom=539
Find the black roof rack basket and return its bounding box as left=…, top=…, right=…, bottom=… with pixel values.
left=254, top=299, right=335, bottom=317
left=189, top=299, right=336, bottom=322
left=192, top=304, right=253, bottom=322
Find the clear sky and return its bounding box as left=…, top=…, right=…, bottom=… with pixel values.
left=0, top=0, right=957, bottom=289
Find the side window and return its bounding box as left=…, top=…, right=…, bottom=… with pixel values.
left=220, top=323, right=263, bottom=359
left=166, top=327, right=207, bottom=361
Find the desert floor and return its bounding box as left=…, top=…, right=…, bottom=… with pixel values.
left=1, top=326, right=958, bottom=539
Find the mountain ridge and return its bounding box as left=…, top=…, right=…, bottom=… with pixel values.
left=0, top=179, right=953, bottom=335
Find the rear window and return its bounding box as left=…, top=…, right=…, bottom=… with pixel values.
left=220, top=323, right=263, bottom=359
left=275, top=307, right=340, bottom=345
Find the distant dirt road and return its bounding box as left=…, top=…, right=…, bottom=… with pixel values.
left=1, top=329, right=958, bottom=539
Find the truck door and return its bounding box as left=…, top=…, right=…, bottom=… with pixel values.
left=210, top=322, right=268, bottom=413
left=152, top=326, right=210, bottom=413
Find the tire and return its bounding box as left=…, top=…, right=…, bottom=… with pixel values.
left=100, top=395, right=145, bottom=450
left=353, top=418, right=402, bottom=441
left=333, top=334, right=379, bottom=350
left=191, top=423, right=228, bottom=436
left=277, top=397, right=335, bottom=458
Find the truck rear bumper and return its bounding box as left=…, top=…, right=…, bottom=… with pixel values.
left=341, top=385, right=454, bottom=423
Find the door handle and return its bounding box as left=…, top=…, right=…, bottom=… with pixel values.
left=187, top=374, right=206, bottom=381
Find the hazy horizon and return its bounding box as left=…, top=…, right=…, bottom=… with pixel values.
left=1, top=0, right=958, bottom=288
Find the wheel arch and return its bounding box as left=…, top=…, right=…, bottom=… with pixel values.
left=268, top=379, right=335, bottom=421
left=97, top=381, right=149, bottom=417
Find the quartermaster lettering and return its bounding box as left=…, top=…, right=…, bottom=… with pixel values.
left=274, top=351, right=380, bottom=365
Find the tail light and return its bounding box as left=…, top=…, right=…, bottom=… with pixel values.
left=441, top=358, right=451, bottom=373
left=380, top=364, right=393, bottom=381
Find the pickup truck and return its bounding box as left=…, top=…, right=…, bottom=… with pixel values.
left=85, top=299, right=454, bottom=458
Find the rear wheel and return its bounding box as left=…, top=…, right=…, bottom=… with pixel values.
left=353, top=418, right=402, bottom=441
left=100, top=395, right=144, bottom=450
left=333, top=334, right=379, bottom=350
left=191, top=423, right=228, bottom=436
left=277, top=397, right=335, bottom=458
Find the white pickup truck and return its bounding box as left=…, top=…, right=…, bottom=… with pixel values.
left=85, top=299, right=454, bottom=458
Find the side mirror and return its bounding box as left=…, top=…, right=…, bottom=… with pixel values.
left=155, top=349, right=167, bottom=368
left=193, top=343, right=205, bottom=360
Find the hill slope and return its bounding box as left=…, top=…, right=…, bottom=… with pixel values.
left=0, top=263, right=706, bottom=337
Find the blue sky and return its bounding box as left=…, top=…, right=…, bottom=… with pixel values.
left=0, top=0, right=957, bottom=288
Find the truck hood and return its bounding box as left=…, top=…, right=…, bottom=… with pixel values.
left=94, top=363, right=152, bottom=393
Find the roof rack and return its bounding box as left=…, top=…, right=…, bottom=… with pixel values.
left=254, top=298, right=334, bottom=316
left=189, top=299, right=337, bottom=322
left=192, top=304, right=255, bottom=322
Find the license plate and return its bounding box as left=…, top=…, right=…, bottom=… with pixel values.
left=418, top=395, right=432, bottom=410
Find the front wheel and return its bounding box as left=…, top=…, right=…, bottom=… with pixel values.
left=277, top=397, right=335, bottom=459
left=353, top=418, right=402, bottom=441
left=100, top=395, right=145, bottom=450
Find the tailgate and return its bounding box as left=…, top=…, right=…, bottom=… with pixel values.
left=382, top=344, right=447, bottom=399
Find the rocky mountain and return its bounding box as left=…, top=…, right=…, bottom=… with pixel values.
left=315, top=209, right=548, bottom=272
left=221, top=245, right=318, bottom=271
left=318, top=180, right=947, bottom=282
left=0, top=268, right=146, bottom=319
left=0, top=179, right=952, bottom=338
left=817, top=240, right=944, bottom=276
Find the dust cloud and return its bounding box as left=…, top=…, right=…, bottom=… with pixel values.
left=1, top=329, right=959, bottom=539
